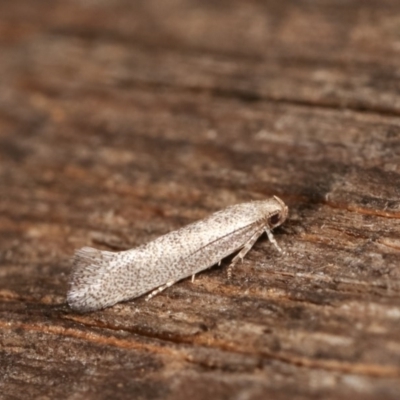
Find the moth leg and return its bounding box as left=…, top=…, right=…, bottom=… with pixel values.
left=265, top=228, right=284, bottom=254
left=146, top=280, right=176, bottom=301
left=191, top=274, right=196, bottom=283
left=227, top=228, right=264, bottom=279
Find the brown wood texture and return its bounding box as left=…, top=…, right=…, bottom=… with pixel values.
left=1, top=1, right=400, bottom=399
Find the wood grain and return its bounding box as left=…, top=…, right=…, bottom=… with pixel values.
left=0, top=1, right=399, bottom=399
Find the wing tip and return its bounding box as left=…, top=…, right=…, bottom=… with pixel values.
left=67, top=247, right=113, bottom=312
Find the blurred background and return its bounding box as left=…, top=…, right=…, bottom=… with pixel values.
left=1, top=1, right=400, bottom=399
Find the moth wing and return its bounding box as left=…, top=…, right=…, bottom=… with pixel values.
left=68, top=247, right=133, bottom=312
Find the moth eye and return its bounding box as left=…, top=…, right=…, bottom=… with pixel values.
left=269, top=213, right=281, bottom=226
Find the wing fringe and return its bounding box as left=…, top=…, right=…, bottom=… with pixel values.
left=67, top=247, right=120, bottom=312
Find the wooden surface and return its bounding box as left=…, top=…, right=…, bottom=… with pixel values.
left=1, top=1, right=400, bottom=399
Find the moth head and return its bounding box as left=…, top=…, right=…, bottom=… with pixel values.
left=267, top=196, right=289, bottom=229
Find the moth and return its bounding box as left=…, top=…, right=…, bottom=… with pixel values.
left=68, top=196, right=288, bottom=312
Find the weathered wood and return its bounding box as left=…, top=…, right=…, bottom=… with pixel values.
left=0, top=1, right=399, bottom=399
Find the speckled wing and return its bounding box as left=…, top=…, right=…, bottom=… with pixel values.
left=67, top=198, right=287, bottom=312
